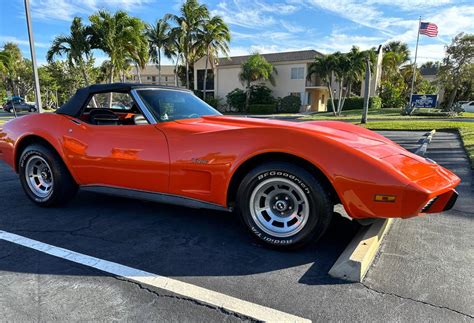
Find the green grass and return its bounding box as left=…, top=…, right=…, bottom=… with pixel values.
left=301, top=108, right=474, bottom=121
left=361, top=120, right=474, bottom=169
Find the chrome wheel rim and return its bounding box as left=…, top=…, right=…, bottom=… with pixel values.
left=249, top=178, right=310, bottom=238
left=25, top=156, right=53, bottom=199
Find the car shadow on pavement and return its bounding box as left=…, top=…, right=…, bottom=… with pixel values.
left=0, top=180, right=359, bottom=285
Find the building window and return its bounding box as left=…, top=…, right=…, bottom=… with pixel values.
left=147, top=76, right=151, bottom=81
left=291, top=67, right=304, bottom=80
left=165, top=76, right=168, bottom=82
left=152, top=76, right=156, bottom=82
left=321, top=94, right=325, bottom=103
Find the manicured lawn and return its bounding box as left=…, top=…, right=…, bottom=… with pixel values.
left=302, top=108, right=474, bottom=120
left=362, top=120, right=474, bottom=169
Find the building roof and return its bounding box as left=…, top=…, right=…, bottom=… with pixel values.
left=56, top=83, right=190, bottom=117
left=217, top=50, right=323, bottom=67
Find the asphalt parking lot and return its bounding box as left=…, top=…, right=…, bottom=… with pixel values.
left=0, top=119, right=473, bottom=321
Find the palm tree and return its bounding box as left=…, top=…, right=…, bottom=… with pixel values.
left=239, top=53, right=277, bottom=112
left=339, top=47, right=374, bottom=114
left=47, top=17, right=94, bottom=86
left=198, top=15, right=230, bottom=99
left=89, top=10, right=147, bottom=107
left=308, top=54, right=338, bottom=116
left=166, top=0, right=209, bottom=89
left=89, top=10, right=147, bottom=84
left=382, top=41, right=410, bottom=80
left=146, top=18, right=170, bottom=85
left=166, top=27, right=185, bottom=86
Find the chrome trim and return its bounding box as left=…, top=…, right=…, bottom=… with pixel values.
left=130, top=89, right=158, bottom=124
left=81, top=185, right=232, bottom=213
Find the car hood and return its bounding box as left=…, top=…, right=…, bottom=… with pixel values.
left=177, top=116, right=398, bottom=150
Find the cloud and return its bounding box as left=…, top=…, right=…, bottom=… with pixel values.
left=0, top=35, right=49, bottom=48
left=28, top=0, right=152, bottom=21
left=212, top=0, right=300, bottom=29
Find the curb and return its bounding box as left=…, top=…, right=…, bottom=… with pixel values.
left=328, top=218, right=393, bottom=282
left=415, top=129, right=436, bottom=156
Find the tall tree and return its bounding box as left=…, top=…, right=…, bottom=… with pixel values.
left=439, top=33, right=474, bottom=109
left=146, top=18, right=171, bottom=85
left=47, top=17, right=94, bottom=86
left=239, top=53, right=277, bottom=112
left=165, top=27, right=185, bottom=86
left=0, top=43, right=23, bottom=96
left=308, top=54, right=338, bottom=116
left=197, top=15, right=230, bottom=99
left=89, top=10, right=147, bottom=84
left=89, top=10, right=147, bottom=106
left=166, top=0, right=209, bottom=89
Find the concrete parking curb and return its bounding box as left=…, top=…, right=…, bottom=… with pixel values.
left=415, top=130, right=436, bottom=156
left=328, top=218, right=393, bottom=282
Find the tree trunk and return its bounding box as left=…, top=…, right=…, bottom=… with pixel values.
left=135, top=63, right=142, bottom=83
left=337, top=79, right=344, bottom=116
left=447, top=87, right=458, bottom=111
left=158, top=49, right=161, bottom=85
left=79, top=62, right=98, bottom=108
left=340, top=81, right=351, bottom=115
left=245, top=81, right=251, bottom=113
left=108, top=65, right=115, bottom=109
left=186, top=59, right=190, bottom=90
left=174, top=58, right=179, bottom=87
left=203, top=47, right=210, bottom=100
left=327, top=82, right=337, bottom=117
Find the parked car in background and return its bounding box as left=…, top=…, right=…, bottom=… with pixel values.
left=2, top=97, right=37, bottom=113
left=461, top=101, right=474, bottom=112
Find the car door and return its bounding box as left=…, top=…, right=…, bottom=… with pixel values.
left=61, top=91, right=170, bottom=193
left=63, top=120, right=170, bottom=193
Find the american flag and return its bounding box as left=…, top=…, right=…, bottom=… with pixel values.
left=419, top=22, right=438, bottom=37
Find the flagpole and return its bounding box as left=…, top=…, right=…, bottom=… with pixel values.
left=409, top=16, right=421, bottom=104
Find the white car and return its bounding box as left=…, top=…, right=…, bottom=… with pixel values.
left=461, top=101, right=474, bottom=112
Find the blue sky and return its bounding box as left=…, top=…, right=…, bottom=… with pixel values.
left=0, top=0, right=473, bottom=66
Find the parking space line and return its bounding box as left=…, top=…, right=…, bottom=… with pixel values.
left=0, top=230, right=310, bottom=323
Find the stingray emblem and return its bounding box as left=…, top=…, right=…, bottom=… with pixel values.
left=191, top=158, right=209, bottom=164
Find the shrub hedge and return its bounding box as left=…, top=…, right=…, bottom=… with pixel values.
left=248, top=104, right=277, bottom=114
left=328, top=96, right=382, bottom=111
left=279, top=95, right=301, bottom=113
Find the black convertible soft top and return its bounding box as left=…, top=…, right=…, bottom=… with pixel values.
left=56, top=83, right=191, bottom=117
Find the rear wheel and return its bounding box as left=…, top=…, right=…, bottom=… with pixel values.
left=237, top=162, right=333, bottom=250
left=29, top=107, right=37, bottom=112
left=19, top=144, right=78, bottom=207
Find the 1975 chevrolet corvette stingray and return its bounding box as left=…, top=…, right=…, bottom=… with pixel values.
left=0, top=84, right=460, bottom=249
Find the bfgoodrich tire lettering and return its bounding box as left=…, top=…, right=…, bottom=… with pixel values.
left=237, top=162, right=333, bottom=250
left=19, top=143, right=78, bottom=207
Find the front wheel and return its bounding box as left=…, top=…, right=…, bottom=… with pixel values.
left=236, top=162, right=333, bottom=250
left=19, top=144, right=78, bottom=207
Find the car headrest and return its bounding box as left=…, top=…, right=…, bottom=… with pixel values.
left=133, top=114, right=148, bottom=125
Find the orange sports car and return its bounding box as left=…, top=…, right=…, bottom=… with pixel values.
left=0, top=84, right=460, bottom=249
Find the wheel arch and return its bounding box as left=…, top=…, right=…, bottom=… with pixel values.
left=226, top=152, right=340, bottom=208
left=14, top=135, right=64, bottom=173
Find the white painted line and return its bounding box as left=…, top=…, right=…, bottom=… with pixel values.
left=0, top=230, right=310, bottom=323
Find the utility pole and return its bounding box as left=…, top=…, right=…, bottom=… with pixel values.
left=24, top=0, right=42, bottom=113
left=361, top=57, right=371, bottom=124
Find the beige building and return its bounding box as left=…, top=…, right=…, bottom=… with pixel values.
left=127, top=64, right=178, bottom=87
left=194, top=50, right=330, bottom=112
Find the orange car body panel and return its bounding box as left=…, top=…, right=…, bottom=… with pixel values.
left=0, top=113, right=460, bottom=219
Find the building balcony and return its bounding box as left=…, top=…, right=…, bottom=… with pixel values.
left=305, top=77, right=325, bottom=88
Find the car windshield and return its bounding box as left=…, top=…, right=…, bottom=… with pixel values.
left=136, top=89, right=221, bottom=122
